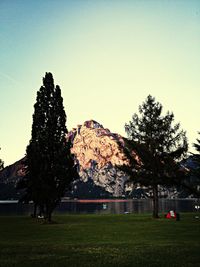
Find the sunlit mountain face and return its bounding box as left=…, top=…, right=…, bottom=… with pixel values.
left=67, top=120, right=136, bottom=197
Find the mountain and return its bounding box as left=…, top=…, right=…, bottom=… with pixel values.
left=67, top=120, right=138, bottom=198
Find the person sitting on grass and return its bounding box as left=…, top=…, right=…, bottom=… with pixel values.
left=165, top=210, right=180, bottom=221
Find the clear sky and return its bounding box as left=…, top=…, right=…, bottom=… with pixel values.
left=0, top=0, right=199, bottom=166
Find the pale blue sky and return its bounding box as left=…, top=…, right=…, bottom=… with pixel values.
left=0, top=0, right=199, bottom=165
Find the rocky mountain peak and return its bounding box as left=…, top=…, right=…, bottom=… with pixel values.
left=66, top=120, right=136, bottom=197
left=67, top=120, right=130, bottom=171
left=83, top=120, right=103, bottom=129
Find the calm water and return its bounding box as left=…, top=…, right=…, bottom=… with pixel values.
left=0, top=199, right=199, bottom=216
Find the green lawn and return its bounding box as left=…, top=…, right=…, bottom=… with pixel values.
left=0, top=213, right=199, bottom=267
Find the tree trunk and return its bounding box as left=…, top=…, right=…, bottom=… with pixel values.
left=45, top=203, right=53, bottom=223
left=47, top=212, right=52, bottom=223
left=39, top=204, right=44, bottom=217
left=32, top=203, right=37, bottom=218
left=152, top=185, right=159, bottom=218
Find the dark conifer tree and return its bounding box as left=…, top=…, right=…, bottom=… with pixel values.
left=25, top=73, right=77, bottom=222
left=124, top=95, right=188, bottom=218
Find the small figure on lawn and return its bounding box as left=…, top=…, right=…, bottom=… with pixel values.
left=165, top=210, right=180, bottom=221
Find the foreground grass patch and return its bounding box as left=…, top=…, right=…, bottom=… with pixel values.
left=0, top=213, right=199, bottom=267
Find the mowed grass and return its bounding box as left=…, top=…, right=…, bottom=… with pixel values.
left=0, top=213, right=199, bottom=267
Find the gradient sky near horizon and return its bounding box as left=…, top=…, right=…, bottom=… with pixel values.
left=0, top=0, right=200, bottom=166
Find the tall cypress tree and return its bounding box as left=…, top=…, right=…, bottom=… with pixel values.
left=124, top=95, right=188, bottom=218
left=25, top=73, right=77, bottom=222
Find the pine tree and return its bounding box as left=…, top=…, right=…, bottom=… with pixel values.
left=124, top=95, right=188, bottom=218
left=25, top=73, right=77, bottom=222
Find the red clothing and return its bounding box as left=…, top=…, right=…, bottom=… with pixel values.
left=166, top=210, right=176, bottom=219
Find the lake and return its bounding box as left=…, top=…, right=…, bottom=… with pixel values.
left=0, top=199, right=199, bottom=216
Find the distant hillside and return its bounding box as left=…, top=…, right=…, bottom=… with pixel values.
left=0, top=158, right=26, bottom=199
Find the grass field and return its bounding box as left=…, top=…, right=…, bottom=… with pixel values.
left=0, top=213, right=199, bottom=267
